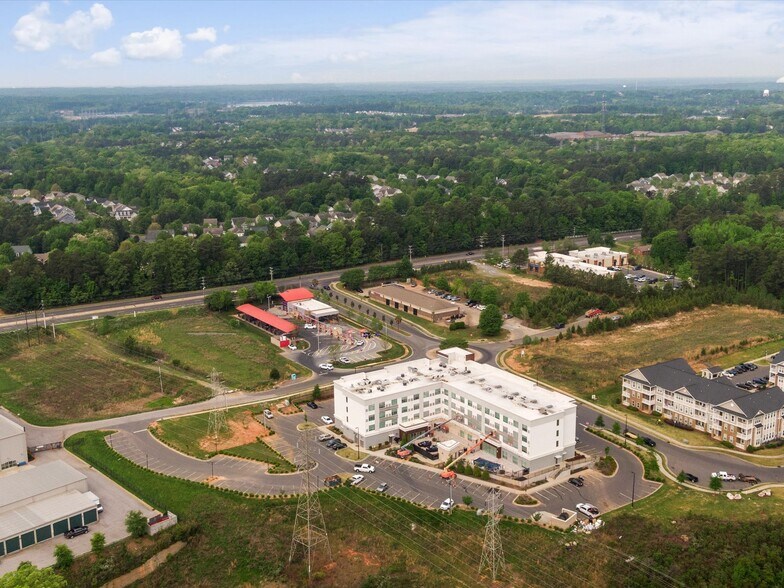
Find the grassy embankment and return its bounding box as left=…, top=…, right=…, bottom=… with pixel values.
left=65, top=430, right=605, bottom=588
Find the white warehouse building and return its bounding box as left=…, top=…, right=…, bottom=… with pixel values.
left=0, top=414, right=27, bottom=471
left=332, top=348, right=577, bottom=471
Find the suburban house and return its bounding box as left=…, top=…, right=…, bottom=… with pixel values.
left=49, top=204, right=77, bottom=224
left=10, top=246, right=32, bottom=257
left=622, top=358, right=784, bottom=449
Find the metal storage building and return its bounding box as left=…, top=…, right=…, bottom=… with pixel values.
left=0, top=414, right=26, bottom=471
left=0, top=460, right=99, bottom=558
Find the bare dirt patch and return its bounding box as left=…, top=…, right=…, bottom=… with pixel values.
left=505, top=273, right=553, bottom=289
left=198, top=410, right=270, bottom=451
left=278, top=404, right=301, bottom=415
left=134, top=326, right=162, bottom=346
left=340, top=547, right=381, bottom=568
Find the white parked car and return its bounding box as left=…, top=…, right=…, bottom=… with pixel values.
left=339, top=357, right=351, bottom=364
left=576, top=503, right=600, bottom=517
left=354, top=463, right=375, bottom=473
left=712, top=471, right=737, bottom=481
left=439, top=498, right=455, bottom=511
left=303, top=323, right=317, bottom=329
left=350, top=474, right=365, bottom=486
left=288, top=344, right=297, bottom=351
left=263, top=409, right=273, bottom=419
left=318, top=363, right=334, bottom=371
left=321, top=416, right=334, bottom=425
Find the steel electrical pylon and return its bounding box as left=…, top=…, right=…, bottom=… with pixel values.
left=289, top=429, right=332, bottom=578
left=479, top=487, right=505, bottom=582
left=206, top=368, right=228, bottom=441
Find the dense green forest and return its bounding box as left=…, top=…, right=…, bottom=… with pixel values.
left=3, top=84, right=784, bottom=311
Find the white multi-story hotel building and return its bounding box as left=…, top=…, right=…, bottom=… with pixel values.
left=332, top=348, right=577, bottom=471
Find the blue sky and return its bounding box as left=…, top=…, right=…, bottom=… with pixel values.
left=4, top=1, right=784, bottom=88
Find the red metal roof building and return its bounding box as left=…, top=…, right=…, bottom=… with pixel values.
left=279, top=288, right=314, bottom=303
left=236, top=304, right=297, bottom=334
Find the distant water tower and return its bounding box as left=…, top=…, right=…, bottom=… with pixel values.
left=763, top=89, right=771, bottom=97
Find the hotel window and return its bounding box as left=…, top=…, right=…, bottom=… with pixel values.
left=556, top=440, right=559, bottom=447
left=494, top=411, right=500, bottom=419
left=368, top=404, right=375, bottom=411
left=503, top=416, right=508, bottom=424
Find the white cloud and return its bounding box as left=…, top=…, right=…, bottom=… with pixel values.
left=122, top=27, right=183, bottom=60
left=12, top=2, right=112, bottom=52
left=195, top=44, right=238, bottom=63
left=89, top=47, right=121, bottom=66
left=291, top=72, right=304, bottom=82
left=186, top=27, right=217, bottom=43
left=222, top=25, right=231, bottom=33
left=230, top=0, right=784, bottom=82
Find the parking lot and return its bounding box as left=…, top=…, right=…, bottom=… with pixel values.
left=293, top=325, right=390, bottom=372
left=723, top=362, right=770, bottom=390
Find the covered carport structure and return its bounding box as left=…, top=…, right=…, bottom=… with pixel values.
left=236, top=304, right=297, bottom=341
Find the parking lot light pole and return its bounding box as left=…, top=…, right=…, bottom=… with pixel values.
left=356, top=428, right=360, bottom=459
left=631, top=471, right=636, bottom=507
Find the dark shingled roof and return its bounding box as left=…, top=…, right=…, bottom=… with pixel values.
left=717, top=387, right=784, bottom=419
left=626, top=358, right=744, bottom=405
left=770, top=350, right=784, bottom=365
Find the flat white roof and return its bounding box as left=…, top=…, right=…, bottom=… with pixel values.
left=336, top=356, right=575, bottom=421
left=530, top=251, right=615, bottom=276
left=0, top=461, right=86, bottom=511
left=291, top=299, right=339, bottom=317
left=0, top=491, right=96, bottom=541
left=0, top=414, right=24, bottom=441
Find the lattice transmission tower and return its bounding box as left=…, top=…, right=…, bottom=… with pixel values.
left=206, top=368, right=228, bottom=441
left=479, top=487, right=505, bottom=582
left=289, top=429, right=332, bottom=578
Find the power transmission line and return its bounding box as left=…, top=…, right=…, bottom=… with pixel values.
left=289, top=429, right=331, bottom=578
left=479, top=487, right=505, bottom=582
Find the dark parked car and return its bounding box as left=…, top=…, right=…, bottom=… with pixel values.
left=417, top=440, right=432, bottom=448
left=65, top=526, right=89, bottom=539
left=333, top=442, right=347, bottom=450
left=568, top=476, right=585, bottom=487
left=642, top=437, right=656, bottom=447
left=151, top=294, right=162, bottom=300
left=306, top=401, right=318, bottom=409
left=738, top=473, right=761, bottom=484
left=683, top=472, right=699, bottom=483
left=633, top=265, right=642, bottom=270
left=553, top=322, right=566, bottom=329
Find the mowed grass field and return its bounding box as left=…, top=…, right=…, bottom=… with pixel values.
left=0, top=328, right=208, bottom=425
left=506, top=305, right=784, bottom=401
left=102, top=308, right=309, bottom=390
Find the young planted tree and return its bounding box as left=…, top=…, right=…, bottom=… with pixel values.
left=125, top=510, right=148, bottom=538
left=53, top=544, right=74, bottom=570
left=90, top=532, right=106, bottom=555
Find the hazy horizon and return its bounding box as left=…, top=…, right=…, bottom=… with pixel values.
left=5, top=1, right=784, bottom=88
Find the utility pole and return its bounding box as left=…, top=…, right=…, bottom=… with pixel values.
left=207, top=368, right=228, bottom=441
left=501, top=234, right=505, bottom=259
left=158, top=364, right=164, bottom=396
left=290, top=429, right=332, bottom=578
left=41, top=299, right=47, bottom=329
left=478, top=234, right=487, bottom=250
left=479, top=487, right=505, bottom=582
left=631, top=471, right=636, bottom=507
left=408, top=244, right=413, bottom=262
left=201, top=276, right=206, bottom=291
left=269, top=267, right=274, bottom=282
left=449, top=479, right=454, bottom=515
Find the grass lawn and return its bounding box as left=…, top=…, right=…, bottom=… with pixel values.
left=505, top=305, right=784, bottom=403
left=335, top=447, right=369, bottom=460
left=714, top=338, right=783, bottom=368
left=608, top=480, right=784, bottom=522
left=152, top=407, right=273, bottom=460
left=222, top=438, right=296, bottom=473
left=65, top=430, right=607, bottom=588
left=101, top=308, right=309, bottom=391
left=423, top=267, right=553, bottom=304
left=0, top=327, right=208, bottom=425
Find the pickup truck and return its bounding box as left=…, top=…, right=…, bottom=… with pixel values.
left=737, top=473, right=761, bottom=484
left=711, top=471, right=737, bottom=481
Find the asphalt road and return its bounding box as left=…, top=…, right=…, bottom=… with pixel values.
left=0, top=230, right=641, bottom=334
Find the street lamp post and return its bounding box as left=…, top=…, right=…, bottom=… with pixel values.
left=267, top=295, right=272, bottom=310
left=631, top=471, right=636, bottom=507
left=356, top=427, right=360, bottom=460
